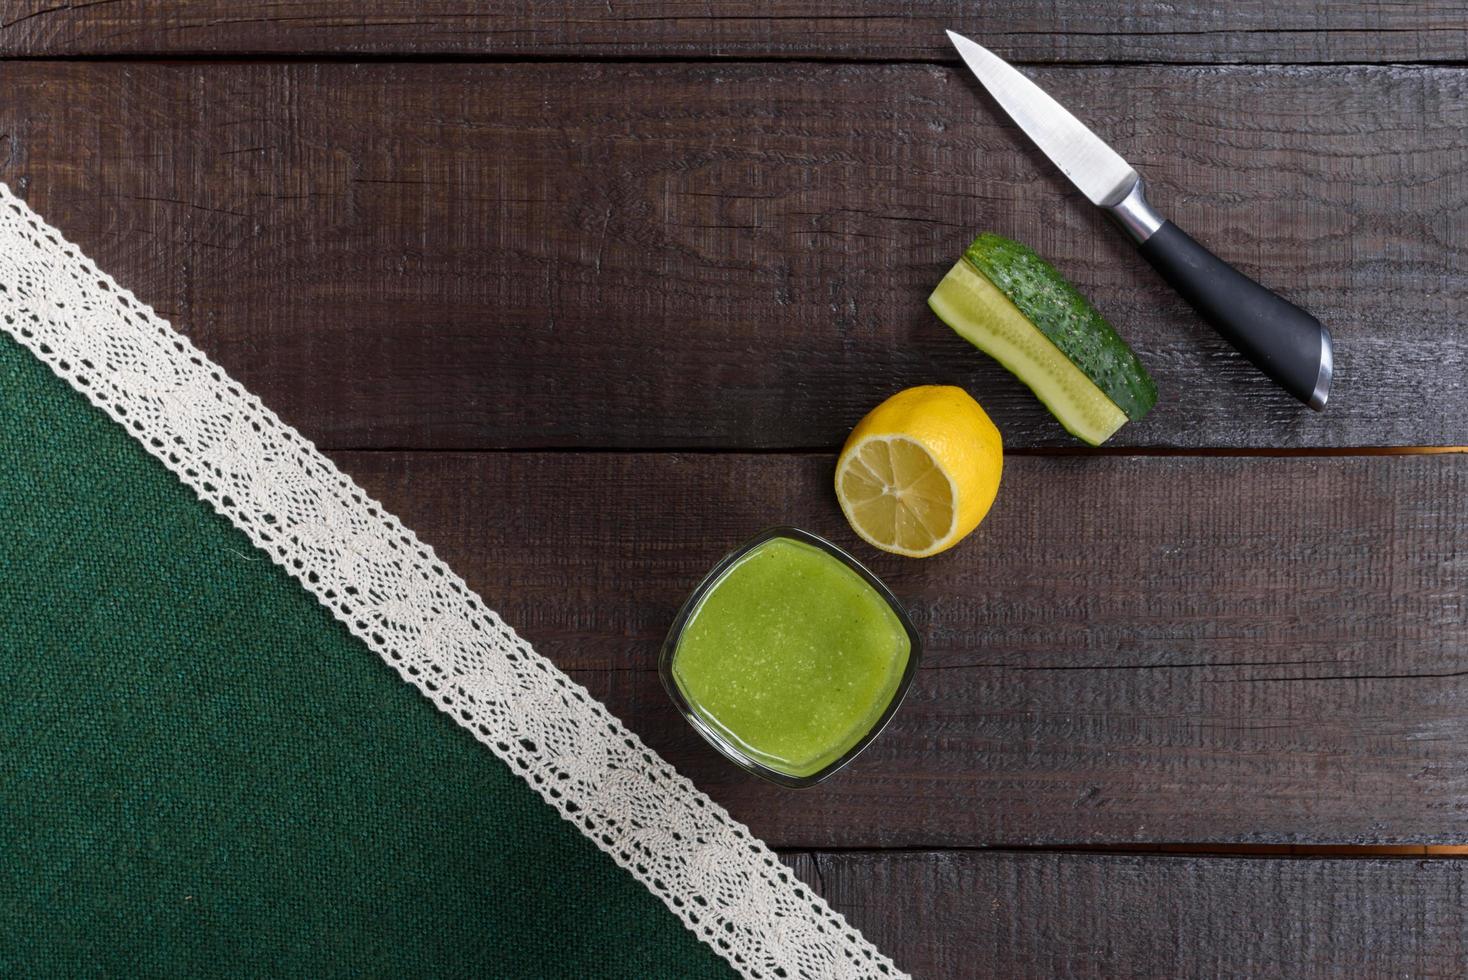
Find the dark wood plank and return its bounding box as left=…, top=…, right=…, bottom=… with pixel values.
left=780, top=850, right=1468, bottom=978
left=3, top=1, right=1465, bottom=63
left=337, top=449, right=1468, bottom=848
left=7, top=62, right=1464, bottom=451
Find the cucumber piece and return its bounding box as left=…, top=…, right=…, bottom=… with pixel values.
left=928, top=234, right=1157, bottom=446
left=964, top=234, right=1157, bottom=421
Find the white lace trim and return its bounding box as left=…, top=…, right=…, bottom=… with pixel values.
left=0, top=185, right=902, bottom=980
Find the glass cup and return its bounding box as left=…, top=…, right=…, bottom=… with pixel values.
left=659, top=525, right=923, bottom=787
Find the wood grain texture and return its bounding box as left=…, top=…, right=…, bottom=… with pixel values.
left=780, top=850, right=1468, bottom=978
left=6, top=62, right=1464, bottom=451
left=2, top=1, right=1466, bottom=63
left=9, top=1, right=1466, bottom=964
left=336, top=449, right=1468, bottom=848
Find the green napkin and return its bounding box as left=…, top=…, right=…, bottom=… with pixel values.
left=0, top=331, right=733, bottom=978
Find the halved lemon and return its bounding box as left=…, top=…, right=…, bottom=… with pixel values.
left=835, top=385, right=1002, bottom=558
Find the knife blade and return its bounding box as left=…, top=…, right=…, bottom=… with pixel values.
left=945, top=30, right=1333, bottom=411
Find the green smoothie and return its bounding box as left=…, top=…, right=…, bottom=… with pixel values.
left=670, top=536, right=912, bottom=779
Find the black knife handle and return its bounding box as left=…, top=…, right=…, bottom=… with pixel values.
left=1137, top=221, right=1331, bottom=409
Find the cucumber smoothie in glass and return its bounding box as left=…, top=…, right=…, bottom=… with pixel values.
left=664, top=530, right=917, bottom=784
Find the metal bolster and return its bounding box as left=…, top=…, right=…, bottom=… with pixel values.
left=1106, top=179, right=1164, bottom=244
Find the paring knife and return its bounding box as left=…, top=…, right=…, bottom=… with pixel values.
left=946, top=30, right=1332, bottom=410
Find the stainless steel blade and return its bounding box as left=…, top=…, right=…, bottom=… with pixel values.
left=946, top=30, right=1137, bottom=207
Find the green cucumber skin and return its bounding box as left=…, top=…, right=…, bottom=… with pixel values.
left=962, top=234, right=1157, bottom=421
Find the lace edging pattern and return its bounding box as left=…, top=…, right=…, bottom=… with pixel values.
left=0, top=185, right=902, bottom=980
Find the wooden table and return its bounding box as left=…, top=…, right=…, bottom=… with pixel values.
left=6, top=3, right=1467, bottom=974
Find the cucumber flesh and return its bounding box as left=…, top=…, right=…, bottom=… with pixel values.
left=929, top=258, right=1128, bottom=446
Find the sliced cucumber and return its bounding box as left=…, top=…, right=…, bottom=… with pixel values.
left=928, top=234, right=1157, bottom=446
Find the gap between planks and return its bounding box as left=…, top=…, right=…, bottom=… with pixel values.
left=318, top=445, right=1468, bottom=457
left=788, top=843, right=1468, bottom=859
left=2, top=53, right=1467, bottom=70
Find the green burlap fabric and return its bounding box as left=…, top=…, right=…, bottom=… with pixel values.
left=0, top=332, right=733, bottom=978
